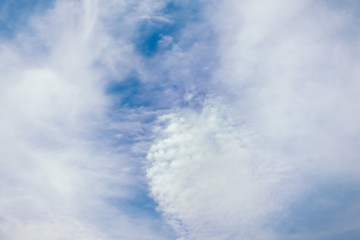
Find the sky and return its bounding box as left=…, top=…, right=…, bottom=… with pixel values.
left=0, top=0, right=360, bottom=239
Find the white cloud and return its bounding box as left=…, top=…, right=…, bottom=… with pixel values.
left=0, top=0, right=171, bottom=239
left=3, top=0, right=360, bottom=239
left=147, top=100, right=301, bottom=239
left=146, top=0, right=360, bottom=239
left=211, top=0, right=360, bottom=176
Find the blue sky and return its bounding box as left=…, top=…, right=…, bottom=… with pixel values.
left=1, top=0, right=360, bottom=239
left=0, top=0, right=53, bottom=38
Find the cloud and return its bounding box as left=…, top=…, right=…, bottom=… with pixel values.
left=147, top=100, right=301, bottom=239
left=0, top=0, right=172, bottom=239
left=3, top=0, right=360, bottom=239
left=146, top=0, right=360, bottom=239
left=211, top=0, right=360, bottom=176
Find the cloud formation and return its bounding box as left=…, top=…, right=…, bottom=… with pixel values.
left=146, top=0, right=360, bottom=239
left=2, top=0, right=360, bottom=239
left=0, top=0, right=171, bottom=239
left=147, top=101, right=300, bottom=239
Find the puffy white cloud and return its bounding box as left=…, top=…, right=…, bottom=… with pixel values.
left=147, top=100, right=302, bottom=239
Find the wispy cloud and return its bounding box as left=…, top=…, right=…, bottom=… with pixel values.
left=0, top=0, right=172, bottom=239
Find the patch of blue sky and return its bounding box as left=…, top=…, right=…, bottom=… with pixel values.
left=274, top=179, right=360, bottom=239
left=105, top=73, right=177, bottom=158
left=108, top=187, right=159, bottom=219
left=134, top=0, right=204, bottom=57
left=106, top=73, right=177, bottom=109
left=105, top=70, right=210, bottom=112
left=105, top=181, right=176, bottom=237
left=0, top=0, right=53, bottom=39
